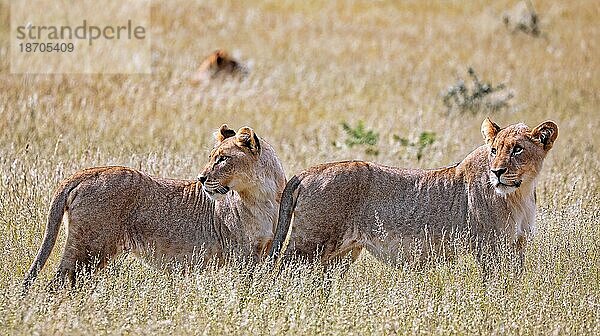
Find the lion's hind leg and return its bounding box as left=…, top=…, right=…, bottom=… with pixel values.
left=49, top=246, right=120, bottom=291
left=48, top=219, right=121, bottom=290
left=48, top=241, right=91, bottom=290
left=321, top=241, right=363, bottom=274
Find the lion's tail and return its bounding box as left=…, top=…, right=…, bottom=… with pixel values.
left=22, top=177, right=81, bottom=293
left=268, top=174, right=303, bottom=263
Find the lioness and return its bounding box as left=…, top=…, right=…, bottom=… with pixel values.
left=269, top=119, right=558, bottom=272
left=24, top=125, right=286, bottom=290
left=190, top=49, right=248, bottom=85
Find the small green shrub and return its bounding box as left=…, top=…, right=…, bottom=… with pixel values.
left=341, top=121, right=379, bottom=155
left=442, top=68, right=513, bottom=115
left=394, top=131, right=436, bottom=161
left=502, top=1, right=541, bottom=37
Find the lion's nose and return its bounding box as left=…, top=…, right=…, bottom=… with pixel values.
left=197, top=175, right=207, bottom=184
left=491, top=168, right=507, bottom=179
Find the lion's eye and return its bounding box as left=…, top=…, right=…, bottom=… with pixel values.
left=490, top=148, right=497, bottom=156
left=512, top=146, right=523, bottom=156
left=215, top=156, right=228, bottom=164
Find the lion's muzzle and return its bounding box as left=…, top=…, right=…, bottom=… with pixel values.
left=490, top=173, right=523, bottom=196
left=201, top=182, right=231, bottom=199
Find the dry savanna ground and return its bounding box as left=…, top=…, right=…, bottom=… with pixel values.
left=0, top=0, right=599, bottom=335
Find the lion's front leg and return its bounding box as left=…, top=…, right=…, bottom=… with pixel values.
left=513, top=235, right=527, bottom=275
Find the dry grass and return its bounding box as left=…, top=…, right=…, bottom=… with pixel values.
left=1, top=0, right=599, bottom=334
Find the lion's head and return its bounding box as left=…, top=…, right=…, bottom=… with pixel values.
left=191, top=49, right=247, bottom=85
left=481, top=118, right=558, bottom=196
left=198, top=125, right=263, bottom=200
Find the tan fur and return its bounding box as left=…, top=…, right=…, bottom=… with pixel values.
left=269, top=119, right=558, bottom=271
left=190, top=49, right=248, bottom=85
left=24, top=125, right=285, bottom=290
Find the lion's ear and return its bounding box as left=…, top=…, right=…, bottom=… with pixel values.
left=481, top=117, right=501, bottom=145
left=215, top=49, right=226, bottom=66
left=530, top=121, right=558, bottom=151
left=236, top=127, right=261, bottom=154
left=214, top=124, right=236, bottom=143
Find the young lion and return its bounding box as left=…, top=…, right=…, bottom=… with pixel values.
left=24, top=125, right=286, bottom=290
left=269, top=119, right=558, bottom=272
left=190, top=49, right=248, bottom=85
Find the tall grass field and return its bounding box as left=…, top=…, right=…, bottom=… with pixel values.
left=1, top=1, right=598, bottom=334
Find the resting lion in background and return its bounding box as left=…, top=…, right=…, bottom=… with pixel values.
left=24, top=125, right=286, bottom=291
left=190, top=49, right=248, bottom=85
left=269, top=119, right=558, bottom=274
